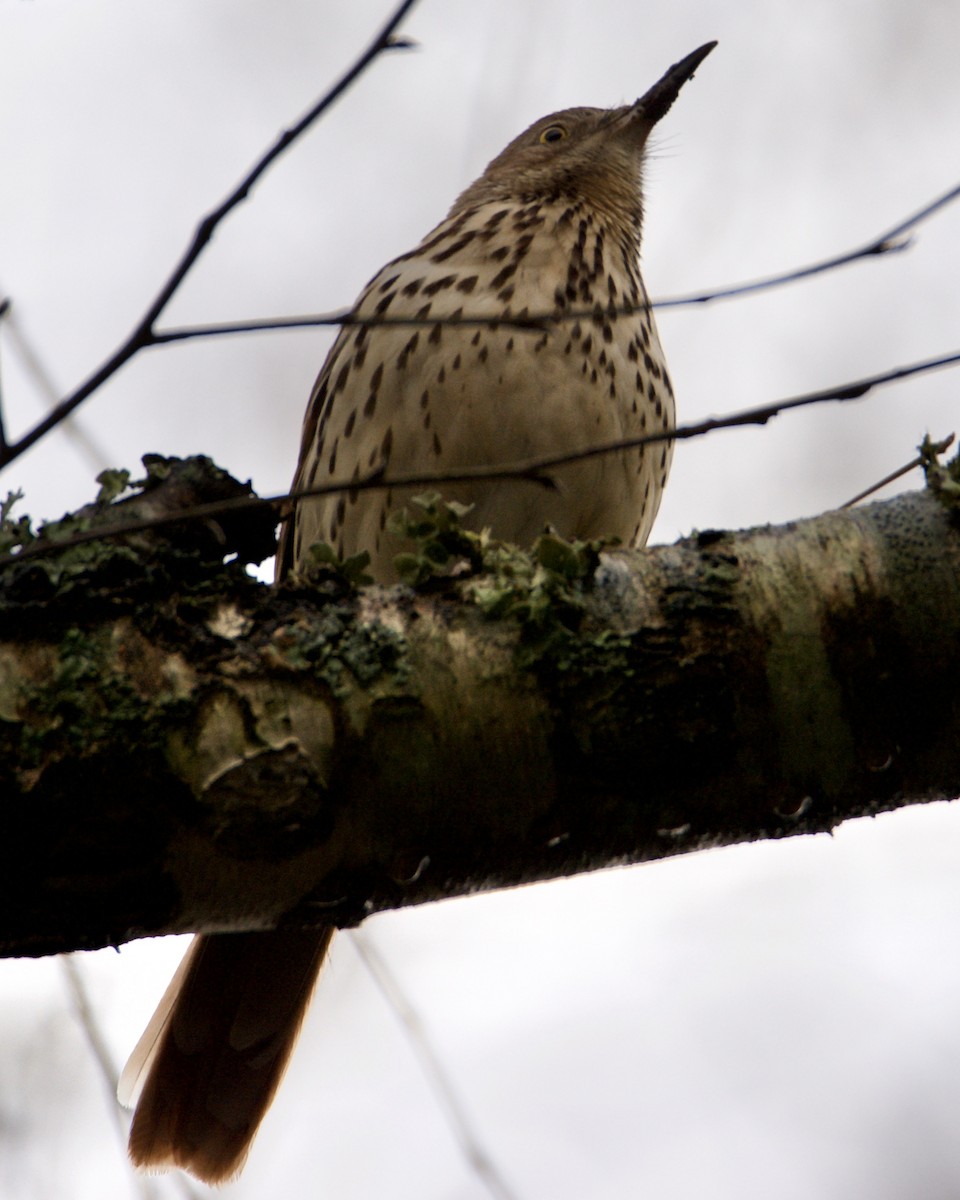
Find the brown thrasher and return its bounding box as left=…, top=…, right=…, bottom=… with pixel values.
left=119, top=41, right=714, bottom=1183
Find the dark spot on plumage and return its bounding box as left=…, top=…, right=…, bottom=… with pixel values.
left=647, top=380, right=657, bottom=402
left=422, top=274, right=457, bottom=297
left=633, top=521, right=641, bottom=539
left=553, top=287, right=568, bottom=308
left=354, top=345, right=368, bottom=370
left=397, top=332, right=419, bottom=369
left=328, top=514, right=338, bottom=540
left=428, top=323, right=442, bottom=345
left=354, top=326, right=368, bottom=350
left=335, top=363, right=350, bottom=394
left=581, top=335, right=593, bottom=354
left=307, top=456, right=320, bottom=486
left=489, top=245, right=510, bottom=262
left=576, top=220, right=589, bottom=251
left=378, top=274, right=400, bottom=294
left=416, top=302, right=432, bottom=319
left=557, top=206, right=577, bottom=228
left=437, top=365, right=446, bottom=383
left=664, top=369, right=673, bottom=394
left=364, top=391, right=378, bottom=418
left=641, top=324, right=651, bottom=348
left=401, top=277, right=424, bottom=297
left=471, top=330, right=481, bottom=346
left=368, top=363, right=383, bottom=392
left=328, top=440, right=339, bottom=474
left=420, top=389, right=430, bottom=409
left=592, top=239, right=604, bottom=277
left=641, top=411, right=648, bottom=430
left=659, top=449, right=667, bottom=471
left=643, top=481, right=650, bottom=502
left=534, top=334, right=548, bottom=353
left=415, top=210, right=472, bottom=256
left=379, top=508, right=387, bottom=531
left=571, top=322, right=582, bottom=340
left=609, top=381, right=616, bottom=398
left=485, top=208, right=510, bottom=229
left=490, top=262, right=518, bottom=290
left=367, top=448, right=378, bottom=467
left=565, top=283, right=578, bottom=302
left=478, top=345, right=489, bottom=363
left=381, top=427, right=393, bottom=460
left=335, top=496, right=346, bottom=525
left=590, top=368, right=598, bottom=384
left=512, top=233, right=535, bottom=258
left=631, top=398, right=638, bottom=414
left=598, top=349, right=607, bottom=367
left=431, top=230, right=478, bottom=263
left=505, top=337, right=514, bottom=353
left=627, top=342, right=639, bottom=363
left=453, top=353, right=461, bottom=370
left=457, top=276, right=479, bottom=294
left=374, top=292, right=396, bottom=316
left=498, top=285, right=515, bottom=303
left=607, top=274, right=618, bottom=298
left=423, top=411, right=431, bottom=429
left=581, top=361, right=588, bottom=375
left=563, top=340, right=572, bottom=354
left=643, top=352, right=661, bottom=380
left=636, top=371, right=644, bottom=392
left=344, top=410, right=356, bottom=438
left=433, top=432, right=442, bottom=456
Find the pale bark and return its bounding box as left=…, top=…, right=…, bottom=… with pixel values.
left=1, top=477, right=958, bottom=958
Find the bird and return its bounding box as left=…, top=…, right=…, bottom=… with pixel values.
left=119, top=40, right=715, bottom=1183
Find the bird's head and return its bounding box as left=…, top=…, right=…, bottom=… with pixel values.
left=454, top=42, right=716, bottom=230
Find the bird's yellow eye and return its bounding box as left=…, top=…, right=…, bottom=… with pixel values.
left=539, top=124, right=568, bottom=145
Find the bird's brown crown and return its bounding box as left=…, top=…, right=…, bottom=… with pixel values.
left=451, top=42, right=715, bottom=229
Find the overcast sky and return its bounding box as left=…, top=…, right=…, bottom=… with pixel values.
left=2, top=2, right=960, bottom=1198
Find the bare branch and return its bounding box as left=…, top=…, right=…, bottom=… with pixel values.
left=0, top=0, right=420, bottom=474
left=0, top=296, right=111, bottom=470
left=146, top=178, right=960, bottom=345
left=3, top=487, right=960, bottom=957
left=350, top=931, right=521, bottom=1200
left=841, top=433, right=955, bottom=509
left=2, top=348, right=957, bottom=569
left=654, top=178, right=960, bottom=307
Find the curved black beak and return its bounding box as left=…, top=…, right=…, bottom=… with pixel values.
left=635, top=41, right=717, bottom=125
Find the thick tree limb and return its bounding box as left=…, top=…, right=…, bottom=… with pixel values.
left=1, top=469, right=958, bottom=958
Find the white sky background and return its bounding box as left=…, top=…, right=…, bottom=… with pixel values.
left=1, top=1, right=959, bottom=1197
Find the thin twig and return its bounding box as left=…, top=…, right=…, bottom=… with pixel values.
left=841, top=432, right=956, bottom=508
left=0, top=0, right=420, bottom=474
left=0, top=296, right=10, bottom=452
left=60, top=957, right=203, bottom=1200
left=0, top=296, right=112, bottom=469
left=350, top=930, right=521, bottom=1200
left=3, top=348, right=957, bottom=569
left=146, top=177, right=960, bottom=345
left=654, top=178, right=960, bottom=307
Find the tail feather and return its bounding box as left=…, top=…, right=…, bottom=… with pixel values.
left=123, top=928, right=334, bottom=1184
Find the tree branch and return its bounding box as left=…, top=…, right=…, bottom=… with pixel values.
left=1, top=466, right=958, bottom=959
left=0, top=0, right=420, bottom=473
